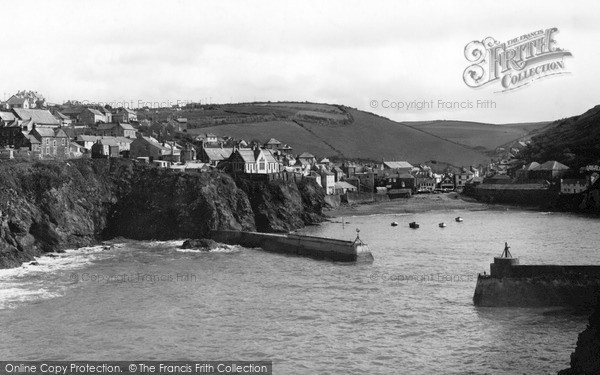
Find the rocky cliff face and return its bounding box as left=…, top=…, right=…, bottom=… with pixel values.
left=0, top=159, right=325, bottom=269
left=559, top=303, right=600, bottom=375
left=236, top=178, right=325, bottom=233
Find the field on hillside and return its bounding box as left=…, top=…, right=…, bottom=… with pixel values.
left=298, top=109, right=492, bottom=165
left=188, top=106, right=493, bottom=166
left=404, top=120, right=549, bottom=151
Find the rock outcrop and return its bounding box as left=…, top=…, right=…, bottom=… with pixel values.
left=559, top=303, right=600, bottom=375
left=0, top=159, right=325, bottom=269
left=236, top=178, right=325, bottom=233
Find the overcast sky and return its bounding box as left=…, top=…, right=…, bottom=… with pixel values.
left=2, top=0, right=599, bottom=123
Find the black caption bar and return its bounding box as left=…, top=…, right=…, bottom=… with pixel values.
left=0, top=362, right=272, bottom=375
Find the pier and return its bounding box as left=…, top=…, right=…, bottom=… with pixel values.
left=210, top=230, right=374, bottom=263
left=473, top=244, right=600, bottom=307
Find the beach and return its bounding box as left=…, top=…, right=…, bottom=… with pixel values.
left=325, top=192, right=492, bottom=218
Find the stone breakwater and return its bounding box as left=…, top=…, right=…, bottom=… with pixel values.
left=473, top=256, right=600, bottom=308
left=0, top=159, right=325, bottom=269
left=211, top=230, right=374, bottom=262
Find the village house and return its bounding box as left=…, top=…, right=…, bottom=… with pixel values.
left=180, top=143, right=197, bottom=163
left=439, top=174, right=455, bottom=191
left=528, top=161, right=570, bottom=181
left=60, top=107, right=85, bottom=123
left=515, top=161, right=540, bottom=180
left=263, top=138, right=283, bottom=151
left=170, top=161, right=211, bottom=173
left=560, top=173, right=599, bottom=194
left=332, top=166, right=345, bottom=182
left=129, top=136, right=173, bottom=161
left=341, top=161, right=361, bottom=177
left=114, top=108, right=138, bottom=123
left=199, top=146, right=233, bottom=166
left=97, top=107, right=112, bottom=123
left=414, top=170, right=436, bottom=192
left=91, top=139, right=121, bottom=158
left=204, top=133, right=218, bottom=144
left=29, top=127, right=69, bottom=159
left=0, top=111, right=17, bottom=126
left=75, top=135, right=103, bottom=150
left=560, top=178, right=588, bottom=194
left=69, top=142, right=86, bottom=158
left=94, top=122, right=136, bottom=138
left=298, top=152, right=316, bottom=166
left=80, top=108, right=106, bottom=125
left=454, top=168, right=475, bottom=191
left=381, top=161, right=414, bottom=174
left=0, top=122, right=29, bottom=148
left=334, top=181, right=358, bottom=195
left=320, top=169, right=335, bottom=195
left=227, top=148, right=280, bottom=175
left=12, top=108, right=60, bottom=131
left=52, top=110, right=72, bottom=127
left=4, top=95, right=29, bottom=109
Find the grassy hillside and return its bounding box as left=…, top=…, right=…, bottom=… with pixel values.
left=518, top=105, right=600, bottom=169
left=162, top=101, right=553, bottom=166
left=186, top=103, right=495, bottom=166
left=405, top=120, right=549, bottom=152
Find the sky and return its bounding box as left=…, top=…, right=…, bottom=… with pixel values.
left=2, top=0, right=599, bottom=124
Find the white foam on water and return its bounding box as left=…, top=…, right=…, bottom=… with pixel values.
left=0, top=244, right=122, bottom=309
left=176, top=244, right=242, bottom=253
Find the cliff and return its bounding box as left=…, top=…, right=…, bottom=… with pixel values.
left=236, top=177, right=324, bottom=233
left=559, top=303, right=600, bottom=375
left=0, top=159, right=325, bottom=269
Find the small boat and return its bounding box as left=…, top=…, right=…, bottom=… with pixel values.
left=409, top=222, right=419, bottom=229
left=391, top=222, right=398, bottom=227
left=439, top=222, right=446, bottom=228
left=455, top=217, right=463, bottom=222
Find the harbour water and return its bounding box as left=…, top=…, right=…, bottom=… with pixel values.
left=1, top=208, right=599, bottom=374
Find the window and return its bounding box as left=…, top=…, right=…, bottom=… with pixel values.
left=45, top=147, right=50, bottom=155
left=45, top=138, right=49, bottom=145
left=61, top=138, right=65, bottom=145
left=53, top=140, right=57, bottom=147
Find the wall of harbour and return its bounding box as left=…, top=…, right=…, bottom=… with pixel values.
left=210, top=230, right=374, bottom=263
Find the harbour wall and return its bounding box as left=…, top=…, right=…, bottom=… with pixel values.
left=210, top=230, right=374, bottom=263
left=474, top=257, right=600, bottom=307
left=465, top=184, right=558, bottom=207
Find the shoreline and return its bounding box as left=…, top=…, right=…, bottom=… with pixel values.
left=325, top=192, right=511, bottom=218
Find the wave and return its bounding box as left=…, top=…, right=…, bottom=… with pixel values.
left=176, top=244, right=242, bottom=253
left=0, top=244, right=120, bottom=309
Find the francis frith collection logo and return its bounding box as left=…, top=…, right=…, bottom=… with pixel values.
left=463, top=27, right=572, bottom=92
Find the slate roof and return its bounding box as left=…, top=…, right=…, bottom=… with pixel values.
left=85, top=108, right=104, bottom=116
left=535, top=161, right=570, bottom=171
left=236, top=149, right=257, bottom=163
left=523, top=161, right=540, bottom=170
left=76, top=135, right=102, bottom=142
left=6, top=96, right=27, bottom=105
left=32, top=128, right=55, bottom=137
left=12, top=109, right=60, bottom=125
left=383, top=161, right=414, bottom=169
left=203, top=147, right=233, bottom=161
left=335, top=181, right=358, bottom=190
left=265, top=138, right=281, bottom=145
left=299, top=152, right=315, bottom=159
left=0, top=112, right=16, bottom=122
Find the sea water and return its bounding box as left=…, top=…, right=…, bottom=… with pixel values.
left=0, top=209, right=598, bottom=374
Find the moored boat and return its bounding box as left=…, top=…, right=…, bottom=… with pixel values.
left=409, top=222, right=419, bottom=229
